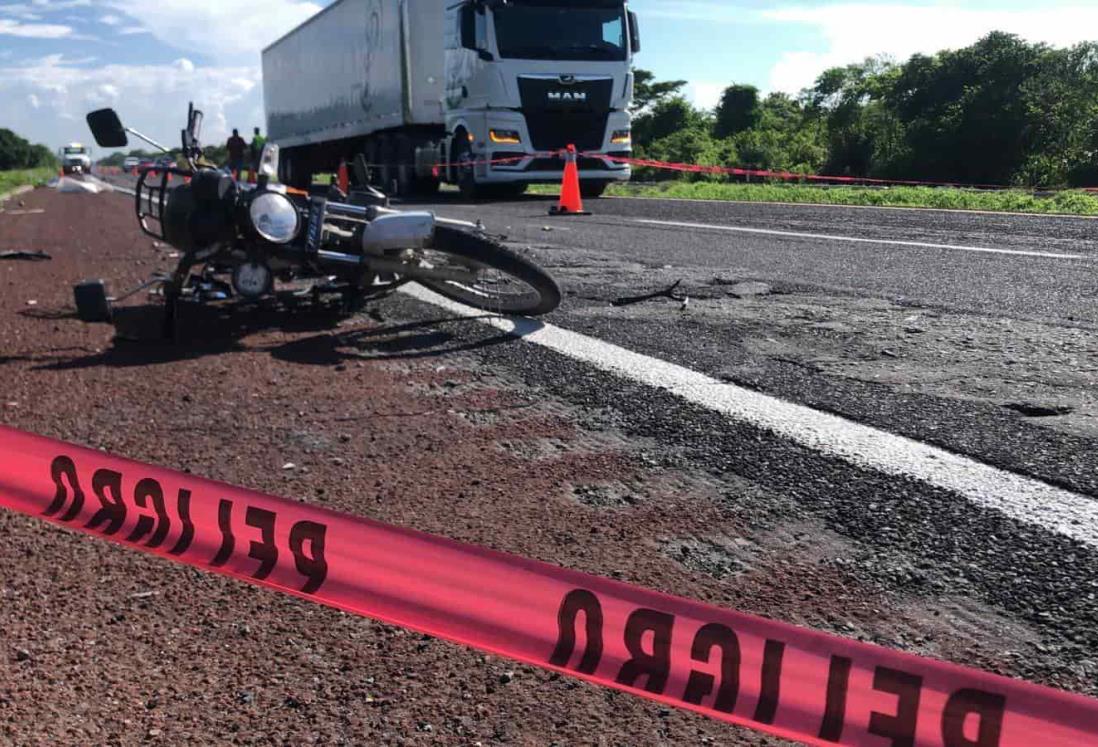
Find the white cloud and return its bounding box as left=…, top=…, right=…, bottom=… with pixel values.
left=0, top=18, right=72, bottom=38
left=102, top=0, right=322, bottom=61
left=0, top=54, right=262, bottom=151
left=99, top=14, right=123, bottom=26
left=173, top=57, right=195, bottom=73
left=118, top=26, right=147, bottom=35
left=765, top=3, right=1098, bottom=93
left=687, top=81, right=726, bottom=112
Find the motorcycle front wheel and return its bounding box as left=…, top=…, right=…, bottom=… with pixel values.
left=416, top=226, right=561, bottom=316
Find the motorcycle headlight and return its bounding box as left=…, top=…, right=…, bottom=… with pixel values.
left=249, top=192, right=300, bottom=244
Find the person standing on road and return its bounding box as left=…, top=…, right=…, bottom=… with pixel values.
left=249, top=127, right=267, bottom=176
left=226, top=128, right=247, bottom=179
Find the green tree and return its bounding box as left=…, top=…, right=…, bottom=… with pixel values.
left=633, top=96, right=707, bottom=147
left=0, top=128, right=57, bottom=170
left=713, top=84, right=760, bottom=138
left=631, top=68, right=687, bottom=115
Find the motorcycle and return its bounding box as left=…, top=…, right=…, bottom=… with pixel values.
left=77, top=104, right=561, bottom=336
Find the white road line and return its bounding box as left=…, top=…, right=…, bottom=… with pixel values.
left=403, top=284, right=1098, bottom=548
left=632, top=218, right=1086, bottom=260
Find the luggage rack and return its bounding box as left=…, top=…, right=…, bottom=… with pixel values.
left=134, top=167, right=188, bottom=241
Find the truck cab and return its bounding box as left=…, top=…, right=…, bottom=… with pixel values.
left=442, top=0, right=638, bottom=198
left=60, top=143, right=92, bottom=175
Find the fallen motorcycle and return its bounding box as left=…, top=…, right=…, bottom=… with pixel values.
left=77, top=104, right=561, bottom=336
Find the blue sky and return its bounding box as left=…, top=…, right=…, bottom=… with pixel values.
left=2, top=0, right=1097, bottom=153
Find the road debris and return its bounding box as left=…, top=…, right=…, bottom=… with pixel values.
left=0, top=251, right=50, bottom=261
left=55, top=175, right=114, bottom=194
left=725, top=281, right=772, bottom=298
left=611, top=280, right=688, bottom=307
left=1005, top=402, right=1075, bottom=418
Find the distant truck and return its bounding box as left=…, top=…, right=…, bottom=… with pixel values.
left=59, top=142, right=92, bottom=174
left=262, top=0, right=639, bottom=198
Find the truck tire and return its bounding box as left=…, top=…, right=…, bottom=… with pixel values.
left=452, top=137, right=480, bottom=201
left=396, top=135, right=415, bottom=197
left=280, top=149, right=311, bottom=191
left=378, top=135, right=397, bottom=195
left=580, top=181, right=609, bottom=199
left=491, top=183, right=527, bottom=199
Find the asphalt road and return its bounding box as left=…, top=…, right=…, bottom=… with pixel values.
left=413, top=192, right=1098, bottom=323
left=21, top=176, right=1094, bottom=742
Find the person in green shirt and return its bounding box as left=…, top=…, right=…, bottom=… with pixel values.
left=249, top=127, right=267, bottom=178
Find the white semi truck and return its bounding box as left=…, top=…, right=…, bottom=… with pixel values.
left=262, top=0, right=639, bottom=198
left=59, top=142, right=92, bottom=174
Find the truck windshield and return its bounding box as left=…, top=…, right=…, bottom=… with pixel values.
left=493, top=3, right=627, bottom=61
left=64, top=147, right=86, bottom=155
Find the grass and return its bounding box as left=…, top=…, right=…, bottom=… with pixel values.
left=0, top=168, right=56, bottom=199
left=532, top=180, right=1098, bottom=216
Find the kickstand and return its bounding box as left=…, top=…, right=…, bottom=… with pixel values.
left=611, top=280, right=687, bottom=307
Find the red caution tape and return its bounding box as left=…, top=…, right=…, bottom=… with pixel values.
left=587, top=153, right=1018, bottom=191
left=0, top=424, right=1095, bottom=746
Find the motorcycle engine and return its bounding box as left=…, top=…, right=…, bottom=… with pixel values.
left=161, top=170, right=237, bottom=252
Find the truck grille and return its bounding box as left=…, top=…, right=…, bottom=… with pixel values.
left=524, top=112, right=610, bottom=152
left=517, top=76, right=614, bottom=153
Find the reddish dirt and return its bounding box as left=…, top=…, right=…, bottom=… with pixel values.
left=0, top=186, right=1065, bottom=745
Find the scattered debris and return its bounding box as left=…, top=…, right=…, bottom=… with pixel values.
left=611, top=280, right=688, bottom=307
left=1004, top=402, right=1074, bottom=418
left=25, top=300, right=37, bottom=306
left=810, top=321, right=855, bottom=334
left=726, top=281, right=772, bottom=299
left=499, top=670, right=515, bottom=684
left=129, top=590, right=159, bottom=599
left=881, top=349, right=900, bottom=359
left=1, top=209, right=45, bottom=216
left=282, top=462, right=297, bottom=470
left=14, top=648, right=31, bottom=662
left=0, top=250, right=51, bottom=261
left=56, top=176, right=114, bottom=194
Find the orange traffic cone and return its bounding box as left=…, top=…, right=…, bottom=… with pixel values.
left=549, top=144, right=590, bottom=216
left=337, top=159, right=350, bottom=194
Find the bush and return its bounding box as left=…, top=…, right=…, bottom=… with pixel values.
left=0, top=129, right=57, bottom=170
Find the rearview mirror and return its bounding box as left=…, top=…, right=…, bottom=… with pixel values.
left=189, top=105, right=203, bottom=141
left=86, top=108, right=128, bottom=148
left=628, top=12, right=640, bottom=54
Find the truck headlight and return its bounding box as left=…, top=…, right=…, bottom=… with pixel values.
left=611, top=130, right=632, bottom=145
left=249, top=192, right=300, bottom=244
left=489, top=129, right=522, bottom=145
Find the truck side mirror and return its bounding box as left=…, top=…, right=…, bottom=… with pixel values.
left=86, top=108, right=128, bottom=148
left=459, top=5, right=476, bottom=50
left=628, top=11, right=640, bottom=54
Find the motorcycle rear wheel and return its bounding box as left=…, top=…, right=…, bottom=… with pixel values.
left=417, top=226, right=561, bottom=316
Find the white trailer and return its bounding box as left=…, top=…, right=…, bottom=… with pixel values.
left=262, top=0, right=639, bottom=198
